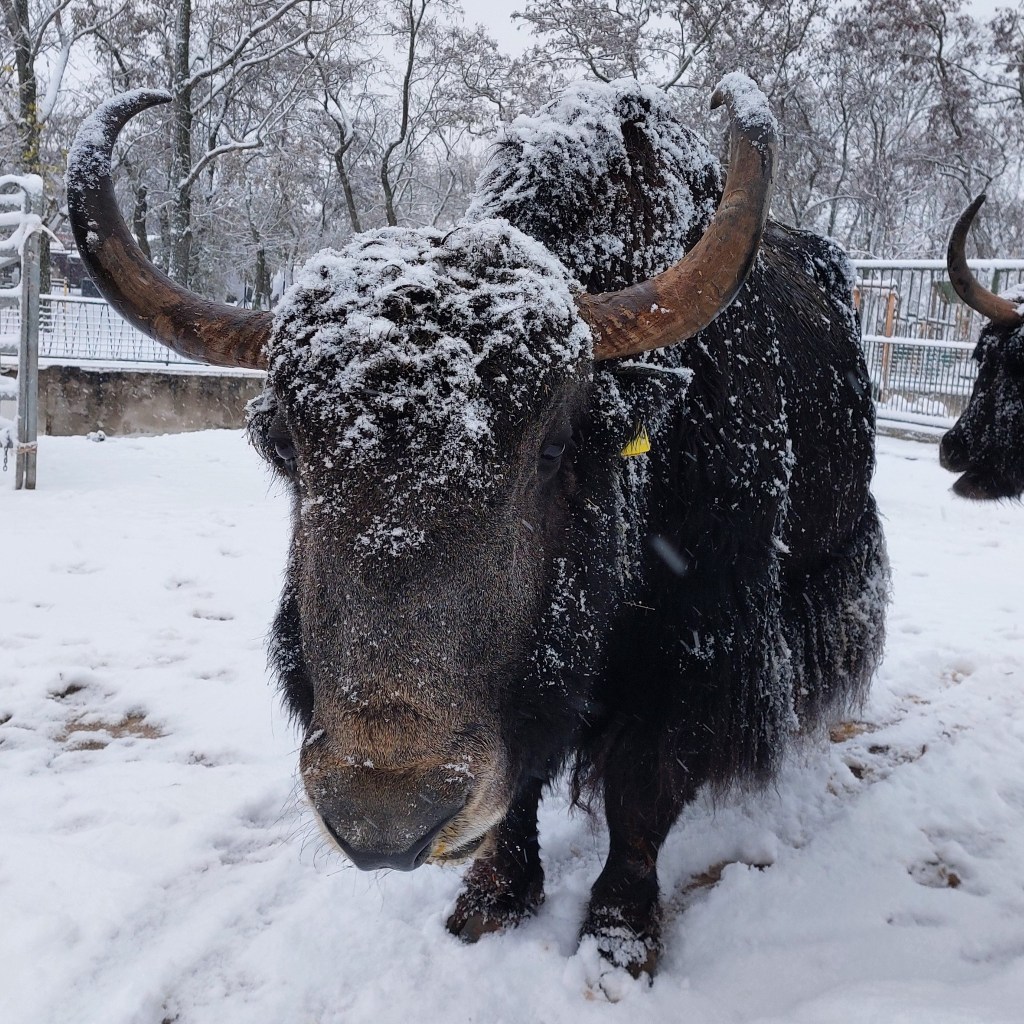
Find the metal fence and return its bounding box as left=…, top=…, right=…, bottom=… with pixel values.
left=0, top=293, right=202, bottom=366
left=3, top=261, right=1024, bottom=432
left=0, top=174, right=42, bottom=487
left=852, top=259, right=1024, bottom=429
left=0, top=315, right=14, bottom=423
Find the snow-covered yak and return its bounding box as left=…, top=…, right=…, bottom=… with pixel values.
left=67, top=77, right=888, bottom=978
left=940, top=195, right=1024, bottom=500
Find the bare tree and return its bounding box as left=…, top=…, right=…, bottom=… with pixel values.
left=1, top=0, right=126, bottom=286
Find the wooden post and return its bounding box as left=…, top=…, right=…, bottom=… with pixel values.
left=879, top=289, right=897, bottom=402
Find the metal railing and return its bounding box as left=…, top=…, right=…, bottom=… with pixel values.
left=3, top=261, right=1024, bottom=433
left=0, top=293, right=203, bottom=366
left=852, top=259, right=1024, bottom=429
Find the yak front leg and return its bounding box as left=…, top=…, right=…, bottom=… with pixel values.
left=580, top=750, right=691, bottom=979
left=446, top=779, right=545, bottom=942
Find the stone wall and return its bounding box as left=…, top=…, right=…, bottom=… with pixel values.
left=37, top=365, right=266, bottom=436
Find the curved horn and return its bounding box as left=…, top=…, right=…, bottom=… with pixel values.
left=66, top=90, right=271, bottom=369
left=578, top=75, right=778, bottom=361
left=947, top=194, right=1023, bottom=328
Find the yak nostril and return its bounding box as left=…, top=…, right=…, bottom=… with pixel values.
left=939, top=432, right=968, bottom=473
left=320, top=804, right=460, bottom=872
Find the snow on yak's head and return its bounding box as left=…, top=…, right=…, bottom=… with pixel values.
left=66, top=80, right=776, bottom=870
left=941, top=195, right=1024, bottom=501
left=253, top=222, right=593, bottom=868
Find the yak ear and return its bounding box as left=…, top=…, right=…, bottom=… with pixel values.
left=67, top=90, right=272, bottom=369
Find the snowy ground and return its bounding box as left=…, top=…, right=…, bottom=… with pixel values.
left=2, top=430, right=1023, bottom=1023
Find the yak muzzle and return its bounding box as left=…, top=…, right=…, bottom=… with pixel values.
left=301, top=733, right=485, bottom=871
left=939, top=431, right=969, bottom=473
left=318, top=794, right=465, bottom=871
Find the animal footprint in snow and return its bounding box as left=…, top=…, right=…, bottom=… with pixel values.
left=663, top=860, right=771, bottom=921
left=942, top=660, right=974, bottom=685
left=908, top=857, right=967, bottom=891
left=52, top=561, right=101, bottom=575
left=48, top=676, right=93, bottom=701
left=60, top=711, right=163, bottom=750
left=829, top=720, right=877, bottom=743
left=842, top=742, right=926, bottom=782
left=194, top=667, right=234, bottom=681
left=191, top=609, right=234, bottom=621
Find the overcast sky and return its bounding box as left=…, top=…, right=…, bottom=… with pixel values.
left=469, top=0, right=1016, bottom=61
left=468, top=0, right=530, bottom=55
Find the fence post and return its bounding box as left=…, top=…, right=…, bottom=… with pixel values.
left=15, top=184, right=41, bottom=490
left=879, top=289, right=897, bottom=402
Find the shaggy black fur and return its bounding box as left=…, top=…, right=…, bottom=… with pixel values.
left=940, top=322, right=1024, bottom=500
left=458, top=85, right=888, bottom=974
left=250, top=81, right=889, bottom=977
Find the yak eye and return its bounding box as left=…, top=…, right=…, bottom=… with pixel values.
left=537, top=429, right=571, bottom=480
left=274, top=438, right=297, bottom=464
left=267, top=413, right=297, bottom=471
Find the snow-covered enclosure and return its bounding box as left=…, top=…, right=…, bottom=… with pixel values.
left=1, top=430, right=1023, bottom=1020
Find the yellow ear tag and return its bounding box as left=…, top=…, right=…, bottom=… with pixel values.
left=620, top=423, right=651, bottom=458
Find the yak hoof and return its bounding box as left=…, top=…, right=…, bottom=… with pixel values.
left=579, top=901, right=661, bottom=980
left=446, top=858, right=544, bottom=943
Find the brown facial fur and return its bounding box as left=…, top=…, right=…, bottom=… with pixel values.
left=289, top=436, right=578, bottom=861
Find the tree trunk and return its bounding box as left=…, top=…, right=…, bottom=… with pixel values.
left=333, top=128, right=363, bottom=234
left=168, top=0, right=194, bottom=285
left=132, top=184, right=151, bottom=259
left=252, top=245, right=271, bottom=310
left=3, top=0, right=49, bottom=291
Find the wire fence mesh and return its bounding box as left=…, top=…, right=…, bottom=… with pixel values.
left=37, top=294, right=202, bottom=365
left=3, top=260, right=1024, bottom=432
left=852, top=259, right=1024, bottom=428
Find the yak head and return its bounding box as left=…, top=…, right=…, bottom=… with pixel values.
left=66, top=81, right=776, bottom=870
left=941, top=195, right=1024, bottom=500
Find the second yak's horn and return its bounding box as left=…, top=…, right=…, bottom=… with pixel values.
left=578, top=75, right=778, bottom=361
left=947, top=194, right=1023, bottom=328
left=66, top=90, right=271, bottom=369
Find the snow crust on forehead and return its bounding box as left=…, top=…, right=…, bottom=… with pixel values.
left=267, top=218, right=591, bottom=556
left=468, top=78, right=721, bottom=290
left=271, top=218, right=587, bottom=400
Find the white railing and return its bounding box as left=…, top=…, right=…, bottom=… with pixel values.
left=852, top=259, right=1024, bottom=430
